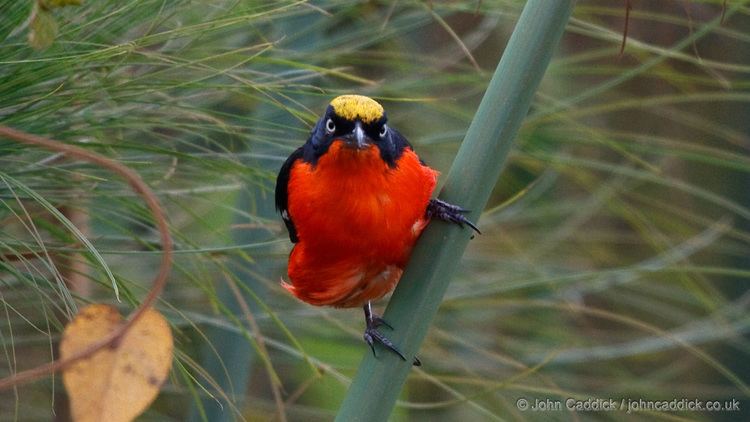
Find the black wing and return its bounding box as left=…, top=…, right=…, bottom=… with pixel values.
left=379, top=126, right=414, bottom=168
left=275, top=147, right=304, bottom=243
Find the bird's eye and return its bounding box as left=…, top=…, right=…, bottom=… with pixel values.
left=379, top=124, right=388, bottom=137
left=325, top=118, right=336, bottom=134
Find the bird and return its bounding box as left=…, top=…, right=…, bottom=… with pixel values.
left=275, top=95, right=478, bottom=364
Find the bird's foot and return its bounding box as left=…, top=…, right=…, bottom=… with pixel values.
left=363, top=303, right=421, bottom=366
left=426, top=198, right=481, bottom=234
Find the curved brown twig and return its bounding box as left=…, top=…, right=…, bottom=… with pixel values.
left=619, top=0, right=632, bottom=56
left=0, top=125, right=173, bottom=390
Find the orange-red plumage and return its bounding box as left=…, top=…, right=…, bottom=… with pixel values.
left=276, top=95, right=476, bottom=363
left=284, top=141, right=437, bottom=307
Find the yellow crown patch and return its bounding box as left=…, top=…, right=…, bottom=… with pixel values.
left=330, top=95, right=384, bottom=124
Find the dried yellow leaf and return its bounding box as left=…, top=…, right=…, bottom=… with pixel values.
left=43, top=0, right=83, bottom=8
left=61, top=304, right=173, bottom=422
left=28, top=8, right=57, bottom=50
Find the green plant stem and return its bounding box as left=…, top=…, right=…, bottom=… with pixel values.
left=335, top=1, right=576, bottom=420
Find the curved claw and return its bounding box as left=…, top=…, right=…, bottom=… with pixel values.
left=364, top=326, right=407, bottom=361
left=461, top=217, right=481, bottom=234
left=371, top=316, right=393, bottom=330
left=363, top=302, right=421, bottom=366
left=426, top=198, right=481, bottom=234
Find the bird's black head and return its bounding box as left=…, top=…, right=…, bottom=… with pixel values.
left=301, top=95, right=411, bottom=167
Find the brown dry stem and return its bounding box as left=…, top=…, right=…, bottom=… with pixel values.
left=0, top=125, right=173, bottom=390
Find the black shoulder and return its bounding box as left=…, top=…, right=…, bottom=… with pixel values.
left=275, top=147, right=304, bottom=243
left=379, top=126, right=412, bottom=167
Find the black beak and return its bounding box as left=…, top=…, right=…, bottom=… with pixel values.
left=343, top=121, right=370, bottom=149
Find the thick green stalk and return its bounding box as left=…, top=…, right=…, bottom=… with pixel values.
left=335, top=1, right=575, bottom=420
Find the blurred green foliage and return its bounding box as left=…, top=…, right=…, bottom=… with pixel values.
left=0, top=0, right=748, bottom=421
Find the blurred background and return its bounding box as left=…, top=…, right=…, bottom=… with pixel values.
left=0, top=0, right=748, bottom=420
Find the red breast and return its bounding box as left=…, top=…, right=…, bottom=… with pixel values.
left=284, top=141, right=437, bottom=307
